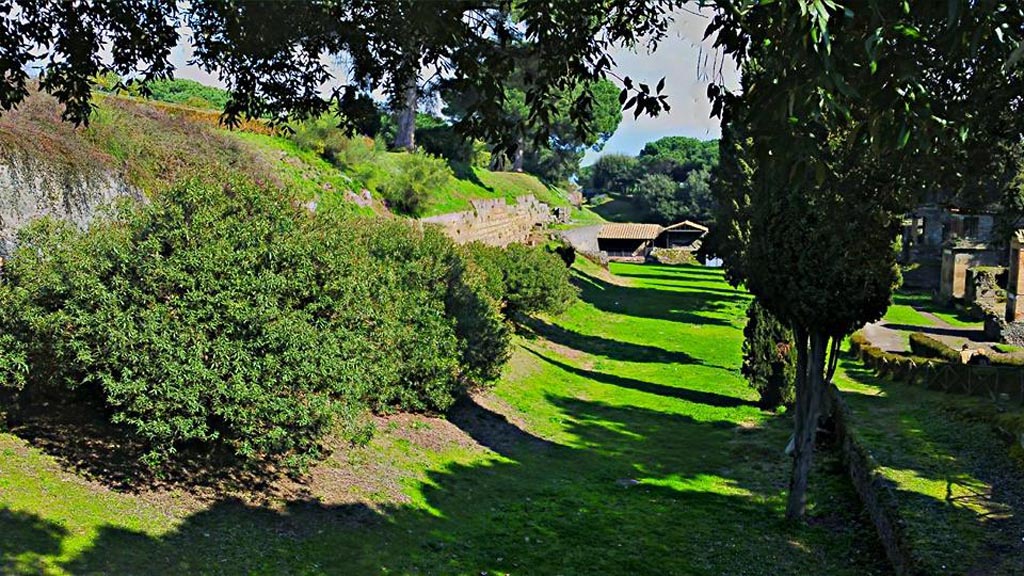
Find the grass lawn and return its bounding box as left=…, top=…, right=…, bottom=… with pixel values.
left=427, top=166, right=566, bottom=216
left=882, top=294, right=936, bottom=328
left=1, top=262, right=889, bottom=575
left=884, top=291, right=982, bottom=329
left=836, top=361, right=1024, bottom=575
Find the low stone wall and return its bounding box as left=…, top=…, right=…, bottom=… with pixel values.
left=831, top=387, right=923, bottom=576
left=421, top=195, right=551, bottom=247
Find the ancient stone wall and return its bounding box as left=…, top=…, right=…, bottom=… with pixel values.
left=831, top=388, right=920, bottom=576
left=0, top=145, right=139, bottom=256
left=421, top=195, right=551, bottom=246
left=940, top=245, right=1002, bottom=300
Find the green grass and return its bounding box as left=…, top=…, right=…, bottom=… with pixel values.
left=588, top=193, right=649, bottom=222
left=883, top=296, right=936, bottom=327
left=836, top=361, right=1024, bottom=575
left=229, top=131, right=375, bottom=216
left=424, top=165, right=565, bottom=217
left=0, top=263, right=890, bottom=575
left=883, top=291, right=982, bottom=328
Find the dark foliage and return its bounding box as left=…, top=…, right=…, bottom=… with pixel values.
left=586, top=136, right=719, bottom=224
left=461, top=242, right=578, bottom=322
left=741, top=299, right=795, bottom=411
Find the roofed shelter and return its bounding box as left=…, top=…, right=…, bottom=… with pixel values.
left=659, top=221, right=709, bottom=250
left=596, top=220, right=708, bottom=261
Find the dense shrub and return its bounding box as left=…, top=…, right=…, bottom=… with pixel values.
left=445, top=256, right=512, bottom=383
left=380, top=151, right=453, bottom=216
left=908, top=333, right=960, bottom=361
left=498, top=244, right=577, bottom=319
left=418, top=125, right=491, bottom=168
left=289, top=116, right=379, bottom=170
left=741, top=299, right=796, bottom=410
left=461, top=243, right=509, bottom=303
left=146, top=78, right=231, bottom=110
left=460, top=242, right=578, bottom=322
left=546, top=240, right=577, bottom=268
left=0, top=180, right=506, bottom=469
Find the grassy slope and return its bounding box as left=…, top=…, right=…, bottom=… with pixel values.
left=0, top=262, right=889, bottom=575
left=3, top=90, right=562, bottom=220
left=0, top=91, right=375, bottom=217
left=588, top=193, right=649, bottom=222
left=836, top=361, right=1024, bottom=575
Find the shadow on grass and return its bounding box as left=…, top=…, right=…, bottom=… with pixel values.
left=525, top=348, right=752, bottom=409
left=838, top=360, right=1024, bottom=573
left=449, top=161, right=494, bottom=193
left=6, top=391, right=890, bottom=575
left=520, top=316, right=702, bottom=366
left=0, top=508, right=68, bottom=575
left=892, top=291, right=982, bottom=325
left=588, top=195, right=648, bottom=223
left=6, top=395, right=292, bottom=497
left=572, top=267, right=743, bottom=327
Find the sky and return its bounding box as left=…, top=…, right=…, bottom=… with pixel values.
left=169, top=8, right=738, bottom=163
left=584, top=9, right=739, bottom=161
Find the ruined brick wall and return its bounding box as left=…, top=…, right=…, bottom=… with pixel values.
left=420, top=195, right=552, bottom=247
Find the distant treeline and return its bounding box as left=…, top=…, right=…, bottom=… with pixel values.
left=581, top=136, right=719, bottom=225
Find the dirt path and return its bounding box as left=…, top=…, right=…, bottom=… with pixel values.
left=866, top=310, right=994, bottom=354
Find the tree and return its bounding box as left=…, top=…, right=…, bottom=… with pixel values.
left=587, top=136, right=718, bottom=223
left=703, top=0, right=1024, bottom=521
left=742, top=299, right=795, bottom=411
left=443, top=63, right=622, bottom=181
left=639, top=136, right=718, bottom=179
left=582, top=154, right=639, bottom=196
left=633, top=173, right=679, bottom=222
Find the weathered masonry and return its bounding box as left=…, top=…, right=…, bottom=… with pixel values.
left=420, top=195, right=553, bottom=247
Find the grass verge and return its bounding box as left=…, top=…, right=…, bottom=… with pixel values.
left=836, top=360, right=1024, bottom=575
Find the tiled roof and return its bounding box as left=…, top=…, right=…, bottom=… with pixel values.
left=663, top=220, right=709, bottom=234
left=597, top=223, right=664, bottom=240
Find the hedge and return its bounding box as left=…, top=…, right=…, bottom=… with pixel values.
left=849, top=332, right=1024, bottom=404
left=908, top=333, right=959, bottom=361
left=909, top=332, right=1024, bottom=367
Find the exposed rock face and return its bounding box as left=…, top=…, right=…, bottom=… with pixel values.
left=421, top=195, right=551, bottom=247
left=0, top=145, right=139, bottom=256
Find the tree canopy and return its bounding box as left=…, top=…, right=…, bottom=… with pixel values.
left=585, top=135, right=718, bottom=224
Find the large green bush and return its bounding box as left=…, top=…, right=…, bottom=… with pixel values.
left=380, top=151, right=453, bottom=216
left=0, top=180, right=507, bottom=469
left=741, top=299, right=796, bottom=410
left=461, top=242, right=578, bottom=321
left=289, top=116, right=380, bottom=171
left=501, top=244, right=577, bottom=318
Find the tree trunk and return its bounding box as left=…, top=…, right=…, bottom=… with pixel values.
left=393, top=73, right=417, bottom=151
left=786, top=328, right=828, bottom=521
left=511, top=137, right=525, bottom=172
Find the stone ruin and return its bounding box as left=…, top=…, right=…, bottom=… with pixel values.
left=420, top=195, right=553, bottom=247
left=979, top=231, right=1024, bottom=345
